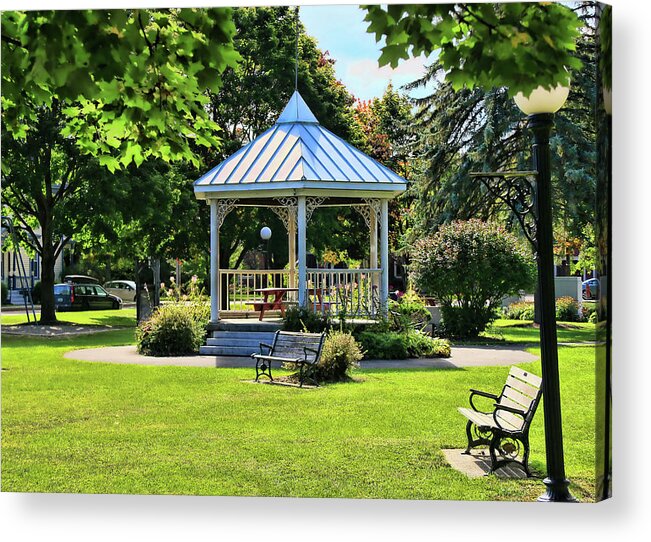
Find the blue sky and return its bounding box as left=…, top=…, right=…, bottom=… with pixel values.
left=300, top=4, right=432, bottom=101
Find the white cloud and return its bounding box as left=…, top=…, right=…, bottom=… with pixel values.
left=342, top=56, right=430, bottom=100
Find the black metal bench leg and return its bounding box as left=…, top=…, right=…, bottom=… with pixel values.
left=521, top=436, right=532, bottom=477
left=255, top=358, right=273, bottom=382
left=488, top=433, right=500, bottom=473
left=463, top=420, right=474, bottom=454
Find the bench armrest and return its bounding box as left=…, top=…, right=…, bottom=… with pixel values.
left=468, top=389, right=499, bottom=412
left=303, top=346, right=319, bottom=364
left=259, top=342, right=274, bottom=355
left=493, top=403, right=526, bottom=417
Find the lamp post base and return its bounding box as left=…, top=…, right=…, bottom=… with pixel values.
left=538, top=477, right=578, bottom=502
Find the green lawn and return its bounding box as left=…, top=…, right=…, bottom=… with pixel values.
left=1, top=312, right=599, bottom=501
left=1, top=308, right=137, bottom=328
left=479, top=319, right=597, bottom=344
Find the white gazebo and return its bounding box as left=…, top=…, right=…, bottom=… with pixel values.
left=194, top=91, right=407, bottom=322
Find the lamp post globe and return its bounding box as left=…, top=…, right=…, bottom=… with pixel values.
left=260, top=226, right=272, bottom=272
left=515, top=82, right=576, bottom=502
left=514, top=83, right=570, bottom=115
left=260, top=226, right=272, bottom=241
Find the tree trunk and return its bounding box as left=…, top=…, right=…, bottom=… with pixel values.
left=39, top=239, right=58, bottom=324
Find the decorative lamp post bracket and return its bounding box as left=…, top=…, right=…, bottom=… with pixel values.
left=469, top=171, right=539, bottom=252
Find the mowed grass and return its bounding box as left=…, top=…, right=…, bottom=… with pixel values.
left=1, top=309, right=598, bottom=501
left=479, top=319, right=597, bottom=344
left=1, top=308, right=137, bottom=328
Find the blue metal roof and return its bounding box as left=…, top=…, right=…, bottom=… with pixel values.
left=194, top=91, right=408, bottom=196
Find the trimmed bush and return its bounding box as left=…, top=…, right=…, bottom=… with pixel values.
left=282, top=305, right=331, bottom=333
left=556, top=296, right=580, bottom=322
left=357, top=330, right=451, bottom=359
left=312, top=331, right=364, bottom=382
left=438, top=306, right=498, bottom=339
left=136, top=304, right=206, bottom=356
left=504, top=301, right=535, bottom=320
left=410, top=219, right=535, bottom=339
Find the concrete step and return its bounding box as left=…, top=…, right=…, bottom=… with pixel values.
left=210, top=330, right=278, bottom=339
left=209, top=320, right=283, bottom=333
left=207, top=337, right=276, bottom=348
left=200, top=345, right=259, bottom=357
left=202, top=330, right=279, bottom=357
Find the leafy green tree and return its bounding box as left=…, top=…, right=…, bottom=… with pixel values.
left=2, top=8, right=239, bottom=169
left=362, top=3, right=582, bottom=96
left=1, top=8, right=238, bottom=323
left=410, top=219, right=536, bottom=339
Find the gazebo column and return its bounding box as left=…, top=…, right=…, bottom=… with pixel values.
left=288, top=212, right=297, bottom=289
left=370, top=210, right=378, bottom=273
left=380, top=199, right=389, bottom=315
left=208, top=198, right=237, bottom=323
left=210, top=200, right=219, bottom=323
left=297, top=196, right=307, bottom=306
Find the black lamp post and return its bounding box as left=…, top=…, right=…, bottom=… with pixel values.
left=514, top=84, right=577, bottom=502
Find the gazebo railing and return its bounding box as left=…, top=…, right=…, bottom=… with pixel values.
left=218, top=268, right=382, bottom=318
left=219, top=269, right=291, bottom=311
left=307, top=268, right=381, bottom=318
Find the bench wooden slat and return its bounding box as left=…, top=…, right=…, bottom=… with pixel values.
left=499, top=396, right=528, bottom=413
left=458, top=407, right=519, bottom=432
left=502, top=386, right=535, bottom=410
left=506, top=374, right=540, bottom=399
left=495, top=410, right=525, bottom=431
left=509, top=366, right=542, bottom=387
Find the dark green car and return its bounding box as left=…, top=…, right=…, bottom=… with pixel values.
left=54, top=283, right=122, bottom=311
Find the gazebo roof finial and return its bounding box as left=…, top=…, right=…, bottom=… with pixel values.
left=276, top=91, right=319, bottom=125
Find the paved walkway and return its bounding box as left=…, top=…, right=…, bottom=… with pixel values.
left=64, top=344, right=538, bottom=368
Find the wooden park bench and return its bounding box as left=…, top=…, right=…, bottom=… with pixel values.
left=252, top=330, right=326, bottom=387
left=458, top=366, right=542, bottom=476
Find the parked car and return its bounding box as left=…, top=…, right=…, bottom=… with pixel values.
left=582, top=278, right=600, bottom=300
left=54, top=283, right=122, bottom=311
left=103, top=280, right=137, bottom=302
left=63, top=274, right=100, bottom=285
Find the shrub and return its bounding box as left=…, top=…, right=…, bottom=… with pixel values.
left=556, top=296, right=580, bottom=322
left=357, top=330, right=451, bottom=359
left=437, top=306, right=499, bottom=339
left=504, top=301, right=535, bottom=320
left=388, top=290, right=431, bottom=332
left=410, top=220, right=535, bottom=339
left=311, top=331, right=364, bottom=382
left=1, top=281, right=8, bottom=304
left=136, top=279, right=209, bottom=357
left=136, top=304, right=206, bottom=356
left=283, top=305, right=331, bottom=333
left=357, top=331, right=408, bottom=359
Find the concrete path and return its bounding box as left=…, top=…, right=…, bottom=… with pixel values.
left=64, top=344, right=538, bottom=369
